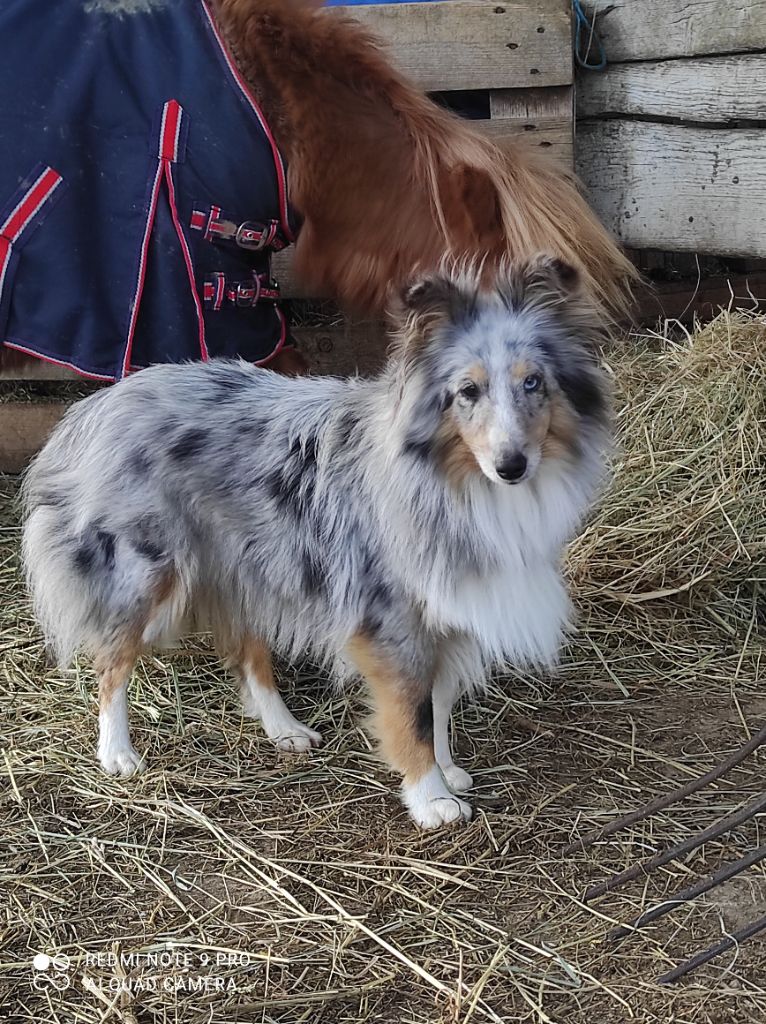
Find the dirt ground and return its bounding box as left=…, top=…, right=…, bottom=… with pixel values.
left=2, top=317, right=765, bottom=1023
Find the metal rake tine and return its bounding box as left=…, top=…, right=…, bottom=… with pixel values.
left=608, top=843, right=766, bottom=943
left=563, top=722, right=766, bottom=856
left=585, top=790, right=766, bottom=901
left=658, top=912, right=766, bottom=984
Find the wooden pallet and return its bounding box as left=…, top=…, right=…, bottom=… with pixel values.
left=577, top=0, right=766, bottom=258
left=0, top=402, right=69, bottom=475
left=0, top=0, right=573, bottom=471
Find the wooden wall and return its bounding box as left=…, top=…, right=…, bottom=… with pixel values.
left=576, top=0, right=766, bottom=257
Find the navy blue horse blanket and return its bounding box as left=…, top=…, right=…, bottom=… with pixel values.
left=0, top=0, right=294, bottom=380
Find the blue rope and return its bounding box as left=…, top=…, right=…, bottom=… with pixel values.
left=573, top=0, right=607, bottom=71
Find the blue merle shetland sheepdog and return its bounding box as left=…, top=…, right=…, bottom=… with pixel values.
left=22, top=256, right=611, bottom=828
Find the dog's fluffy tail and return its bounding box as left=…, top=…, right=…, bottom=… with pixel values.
left=216, top=0, right=638, bottom=321
left=22, top=503, right=95, bottom=666
left=21, top=398, right=185, bottom=666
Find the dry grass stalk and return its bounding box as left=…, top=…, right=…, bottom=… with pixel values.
left=1, top=311, right=764, bottom=1022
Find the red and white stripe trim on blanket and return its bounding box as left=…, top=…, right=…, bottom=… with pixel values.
left=2, top=339, right=115, bottom=382
left=121, top=99, right=207, bottom=378
left=0, top=166, right=63, bottom=309
left=199, top=0, right=293, bottom=244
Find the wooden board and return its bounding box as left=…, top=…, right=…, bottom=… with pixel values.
left=577, top=121, right=766, bottom=256
left=490, top=85, right=572, bottom=122
left=294, top=320, right=388, bottom=377
left=578, top=54, right=766, bottom=122
left=343, top=0, right=572, bottom=91
left=633, top=271, right=766, bottom=324
left=0, top=403, right=67, bottom=473
left=482, top=115, right=571, bottom=162
left=0, top=322, right=390, bottom=384
left=0, top=355, right=75, bottom=380
left=0, top=319, right=389, bottom=387
left=489, top=85, right=573, bottom=161
left=0, top=322, right=388, bottom=470
left=585, top=0, right=766, bottom=62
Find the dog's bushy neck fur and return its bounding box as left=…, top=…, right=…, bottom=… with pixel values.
left=293, top=332, right=608, bottom=669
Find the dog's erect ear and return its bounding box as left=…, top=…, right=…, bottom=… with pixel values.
left=401, top=274, right=477, bottom=326
left=496, top=255, right=581, bottom=312
left=523, top=254, right=581, bottom=296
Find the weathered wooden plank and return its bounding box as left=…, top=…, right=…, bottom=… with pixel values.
left=0, top=326, right=387, bottom=468
left=0, top=354, right=77, bottom=381
left=0, top=403, right=68, bottom=473
left=578, top=54, right=766, bottom=122
left=633, top=272, right=766, bottom=324
left=577, top=121, right=766, bottom=256
left=490, top=85, right=572, bottom=122
left=482, top=117, right=572, bottom=163
left=586, top=0, right=766, bottom=62
left=342, top=1, right=572, bottom=91
left=489, top=85, right=573, bottom=163
left=0, top=323, right=388, bottom=385
left=294, top=320, right=388, bottom=377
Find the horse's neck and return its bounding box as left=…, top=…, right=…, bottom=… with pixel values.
left=214, top=15, right=292, bottom=158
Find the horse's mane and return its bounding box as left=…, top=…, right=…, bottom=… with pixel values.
left=218, top=0, right=638, bottom=321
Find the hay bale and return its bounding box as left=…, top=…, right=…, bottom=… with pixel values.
left=573, top=310, right=765, bottom=630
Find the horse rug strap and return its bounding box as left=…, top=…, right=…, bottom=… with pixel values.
left=0, top=0, right=295, bottom=380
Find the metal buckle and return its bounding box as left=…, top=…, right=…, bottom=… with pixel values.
left=234, top=221, right=267, bottom=251
left=235, top=274, right=262, bottom=307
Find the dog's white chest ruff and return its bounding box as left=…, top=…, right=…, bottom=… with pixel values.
left=424, top=558, right=570, bottom=666
left=420, top=471, right=583, bottom=666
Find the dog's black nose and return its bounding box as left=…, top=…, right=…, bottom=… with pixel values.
left=496, top=452, right=527, bottom=483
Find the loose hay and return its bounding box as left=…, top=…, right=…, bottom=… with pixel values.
left=1, top=311, right=765, bottom=1023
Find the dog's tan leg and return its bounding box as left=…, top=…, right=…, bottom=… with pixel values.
left=227, top=634, right=321, bottom=753
left=95, top=571, right=181, bottom=776
left=95, top=645, right=143, bottom=777
left=347, top=634, right=472, bottom=828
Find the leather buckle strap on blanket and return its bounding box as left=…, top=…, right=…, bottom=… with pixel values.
left=191, top=206, right=290, bottom=252
left=203, top=272, right=280, bottom=310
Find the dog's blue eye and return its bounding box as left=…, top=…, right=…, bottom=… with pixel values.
left=459, top=382, right=480, bottom=401
left=523, top=374, right=542, bottom=393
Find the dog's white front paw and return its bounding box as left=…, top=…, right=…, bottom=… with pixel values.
left=274, top=723, right=323, bottom=753
left=243, top=684, right=322, bottom=754
left=98, top=744, right=145, bottom=777
left=441, top=763, right=474, bottom=793
left=411, top=795, right=473, bottom=829
left=402, top=765, right=473, bottom=829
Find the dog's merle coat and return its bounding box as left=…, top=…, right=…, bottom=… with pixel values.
left=22, top=257, right=611, bottom=827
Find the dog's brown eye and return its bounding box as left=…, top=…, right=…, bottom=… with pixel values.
left=523, top=373, right=542, bottom=393
left=459, top=382, right=480, bottom=401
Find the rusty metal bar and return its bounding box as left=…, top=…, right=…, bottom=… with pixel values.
left=659, top=913, right=766, bottom=984
left=585, top=791, right=766, bottom=901
left=563, top=722, right=766, bottom=856
left=608, top=844, right=766, bottom=943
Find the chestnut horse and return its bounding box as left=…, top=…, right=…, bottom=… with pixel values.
left=216, top=0, right=636, bottom=320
